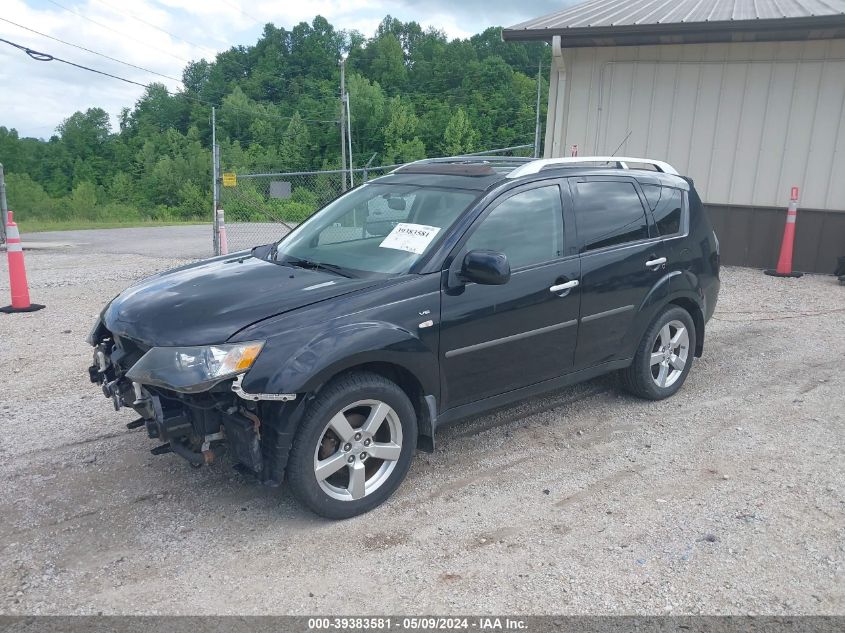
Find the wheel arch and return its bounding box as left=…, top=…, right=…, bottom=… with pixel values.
left=308, top=360, right=436, bottom=452
left=668, top=296, right=705, bottom=357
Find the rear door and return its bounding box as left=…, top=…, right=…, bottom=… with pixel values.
left=570, top=176, right=662, bottom=368
left=640, top=183, right=690, bottom=270
left=438, top=181, right=581, bottom=409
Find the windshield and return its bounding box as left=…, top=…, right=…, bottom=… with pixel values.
left=273, top=183, right=478, bottom=276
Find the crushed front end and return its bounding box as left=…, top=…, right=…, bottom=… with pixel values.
left=87, top=322, right=300, bottom=484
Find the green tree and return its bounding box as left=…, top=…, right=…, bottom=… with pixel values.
left=67, top=181, right=98, bottom=218
left=279, top=112, right=312, bottom=170
left=383, top=96, right=425, bottom=163
left=347, top=73, right=387, bottom=160
left=220, top=86, right=255, bottom=140
left=57, top=108, right=111, bottom=154
left=5, top=173, right=59, bottom=221
left=368, top=34, right=407, bottom=92
left=443, top=108, right=478, bottom=155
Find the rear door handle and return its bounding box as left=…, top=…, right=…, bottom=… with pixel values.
left=645, top=257, right=667, bottom=268
left=550, top=280, right=579, bottom=293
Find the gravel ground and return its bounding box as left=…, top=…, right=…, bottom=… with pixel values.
left=0, top=229, right=843, bottom=615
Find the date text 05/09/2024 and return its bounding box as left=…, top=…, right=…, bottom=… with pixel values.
left=307, top=617, right=528, bottom=630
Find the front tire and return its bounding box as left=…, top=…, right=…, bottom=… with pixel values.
left=620, top=305, right=696, bottom=400
left=286, top=372, right=417, bottom=519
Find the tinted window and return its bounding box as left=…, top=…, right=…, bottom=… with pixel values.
left=465, top=185, right=563, bottom=269
left=574, top=181, right=649, bottom=251
left=641, top=184, right=662, bottom=210
left=653, top=188, right=684, bottom=236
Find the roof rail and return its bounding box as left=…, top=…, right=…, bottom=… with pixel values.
left=391, top=155, right=532, bottom=172
left=507, top=156, right=679, bottom=178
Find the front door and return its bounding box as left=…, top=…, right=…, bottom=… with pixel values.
left=439, top=182, right=581, bottom=410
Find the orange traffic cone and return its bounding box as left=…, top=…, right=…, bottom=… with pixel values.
left=765, top=187, right=803, bottom=278
left=1, top=211, right=45, bottom=313
left=217, top=209, right=228, bottom=255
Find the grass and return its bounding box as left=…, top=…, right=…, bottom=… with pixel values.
left=17, top=219, right=209, bottom=233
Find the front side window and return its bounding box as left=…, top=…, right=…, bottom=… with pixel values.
left=276, top=184, right=478, bottom=276
left=574, top=181, right=649, bottom=252
left=464, top=185, right=564, bottom=270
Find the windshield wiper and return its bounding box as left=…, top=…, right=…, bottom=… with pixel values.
left=281, top=256, right=356, bottom=278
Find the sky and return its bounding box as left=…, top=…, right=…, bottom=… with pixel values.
left=0, top=0, right=572, bottom=138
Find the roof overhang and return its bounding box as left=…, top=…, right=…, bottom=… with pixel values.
left=502, top=15, right=845, bottom=47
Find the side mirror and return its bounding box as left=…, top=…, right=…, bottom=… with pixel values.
left=460, top=249, right=511, bottom=285
left=251, top=243, right=274, bottom=259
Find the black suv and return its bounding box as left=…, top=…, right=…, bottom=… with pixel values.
left=88, top=156, right=720, bottom=518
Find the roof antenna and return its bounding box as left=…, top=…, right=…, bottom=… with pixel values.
left=610, top=130, right=633, bottom=157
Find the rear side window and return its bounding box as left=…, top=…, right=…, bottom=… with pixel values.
left=573, top=181, right=649, bottom=251
left=641, top=185, right=686, bottom=236
left=653, top=188, right=684, bottom=236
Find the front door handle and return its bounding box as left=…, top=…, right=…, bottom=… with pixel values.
left=645, top=257, right=667, bottom=268
left=550, top=280, right=579, bottom=293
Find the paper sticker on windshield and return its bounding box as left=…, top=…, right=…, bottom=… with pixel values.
left=379, top=223, right=440, bottom=255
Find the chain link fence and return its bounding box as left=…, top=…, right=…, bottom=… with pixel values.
left=219, top=165, right=397, bottom=253
left=217, top=144, right=534, bottom=254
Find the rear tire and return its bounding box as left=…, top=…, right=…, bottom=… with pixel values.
left=286, top=372, right=417, bottom=519
left=620, top=305, right=696, bottom=400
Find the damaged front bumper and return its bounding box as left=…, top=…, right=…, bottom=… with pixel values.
left=87, top=333, right=298, bottom=484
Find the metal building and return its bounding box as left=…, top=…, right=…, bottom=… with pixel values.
left=503, top=0, right=845, bottom=273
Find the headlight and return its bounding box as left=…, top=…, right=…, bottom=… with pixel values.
left=86, top=317, right=104, bottom=346
left=125, top=341, right=265, bottom=393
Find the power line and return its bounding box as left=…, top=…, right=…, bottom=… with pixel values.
left=89, top=0, right=221, bottom=57
left=87, top=0, right=256, bottom=77
left=48, top=0, right=258, bottom=79
left=0, top=17, right=182, bottom=84
left=0, top=36, right=339, bottom=126
left=217, top=0, right=265, bottom=27
left=0, top=36, right=149, bottom=88
left=45, top=0, right=194, bottom=65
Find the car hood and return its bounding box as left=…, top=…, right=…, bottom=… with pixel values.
left=102, top=253, right=382, bottom=347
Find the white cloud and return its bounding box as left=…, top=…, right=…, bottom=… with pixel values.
left=0, top=0, right=564, bottom=138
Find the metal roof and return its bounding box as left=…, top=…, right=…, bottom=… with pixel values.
left=502, top=0, right=845, bottom=45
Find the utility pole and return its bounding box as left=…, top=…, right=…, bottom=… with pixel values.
left=534, top=58, right=543, bottom=159
left=346, top=84, right=354, bottom=188
left=339, top=58, right=348, bottom=192
left=212, top=107, right=220, bottom=255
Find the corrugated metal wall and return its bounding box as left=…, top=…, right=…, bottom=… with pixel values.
left=706, top=203, right=845, bottom=273
left=547, top=39, right=845, bottom=212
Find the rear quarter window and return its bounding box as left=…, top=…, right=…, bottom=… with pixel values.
left=642, top=185, right=685, bottom=236
left=656, top=188, right=685, bottom=236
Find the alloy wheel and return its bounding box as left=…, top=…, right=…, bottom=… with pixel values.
left=313, top=399, right=403, bottom=501
left=649, top=319, right=689, bottom=388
